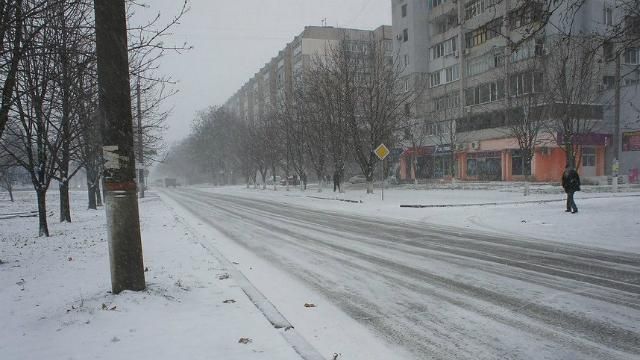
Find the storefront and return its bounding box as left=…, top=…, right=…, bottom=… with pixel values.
left=399, top=145, right=456, bottom=181
left=399, top=146, right=433, bottom=181
left=464, top=151, right=502, bottom=181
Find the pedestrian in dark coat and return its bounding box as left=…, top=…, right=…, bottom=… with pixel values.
left=562, top=165, right=581, bottom=213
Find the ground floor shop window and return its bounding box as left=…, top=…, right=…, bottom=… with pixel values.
left=434, top=156, right=452, bottom=178
left=467, top=153, right=502, bottom=180
left=511, top=150, right=531, bottom=176
left=582, top=147, right=596, bottom=167
left=467, top=159, right=478, bottom=177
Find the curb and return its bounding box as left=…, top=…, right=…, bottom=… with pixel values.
left=307, top=195, right=362, bottom=204
left=159, top=190, right=326, bottom=360
left=400, top=193, right=640, bottom=208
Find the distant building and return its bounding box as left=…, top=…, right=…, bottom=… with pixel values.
left=223, top=25, right=392, bottom=123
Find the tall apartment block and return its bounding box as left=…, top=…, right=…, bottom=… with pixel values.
left=223, top=25, right=392, bottom=125
left=392, top=0, right=640, bottom=183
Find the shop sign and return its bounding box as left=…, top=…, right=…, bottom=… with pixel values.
left=467, top=151, right=502, bottom=159
left=435, top=145, right=452, bottom=154
left=557, top=132, right=611, bottom=146
left=622, top=131, right=640, bottom=152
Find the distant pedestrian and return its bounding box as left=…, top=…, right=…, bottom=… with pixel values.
left=333, top=171, right=339, bottom=192
left=561, top=164, right=581, bottom=213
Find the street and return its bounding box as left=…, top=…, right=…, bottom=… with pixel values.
left=164, top=188, right=640, bottom=360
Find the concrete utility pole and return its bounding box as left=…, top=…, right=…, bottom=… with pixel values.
left=612, top=54, right=622, bottom=191
left=94, top=0, right=146, bottom=294
left=137, top=77, right=145, bottom=199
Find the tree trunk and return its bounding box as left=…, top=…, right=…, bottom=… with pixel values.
left=7, top=183, right=14, bottom=202
left=96, top=182, right=103, bottom=207
left=59, top=181, right=71, bottom=222
left=366, top=180, right=374, bottom=194
left=87, top=183, right=97, bottom=210
left=412, top=155, right=418, bottom=188
left=36, top=189, right=49, bottom=237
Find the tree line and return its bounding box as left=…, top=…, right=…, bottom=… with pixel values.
left=0, top=0, right=190, bottom=236
left=161, top=36, right=419, bottom=194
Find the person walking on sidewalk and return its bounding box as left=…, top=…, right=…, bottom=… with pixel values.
left=562, top=164, right=581, bottom=213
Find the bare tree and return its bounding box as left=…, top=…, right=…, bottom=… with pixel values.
left=1, top=3, right=64, bottom=236
left=545, top=35, right=603, bottom=168
left=50, top=0, right=94, bottom=222
left=503, top=58, right=548, bottom=195
left=306, top=51, right=350, bottom=192
left=427, top=82, right=464, bottom=181
left=0, top=150, right=16, bottom=201
left=299, top=72, right=329, bottom=192
left=1, top=1, right=61, bottom=140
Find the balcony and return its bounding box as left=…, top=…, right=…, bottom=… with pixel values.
left=428, top=1, right=458, bottom=24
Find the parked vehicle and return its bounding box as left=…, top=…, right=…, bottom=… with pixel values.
left=280, top=175, right=300, bottom=186
left=348, top=174, right=367, bottom=184
left=266, top=176, right=281, bottom=185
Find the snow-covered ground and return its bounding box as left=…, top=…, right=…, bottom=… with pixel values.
left=161, top=186, right=640, bottom=359
left=0, top=191, right=308, bottom=360
left=196, top=183, right=640, bottom=253
left=2, top=184, right=639, bottom=360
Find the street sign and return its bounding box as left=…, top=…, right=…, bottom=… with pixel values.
left=375, top=143, right=390, bottom=161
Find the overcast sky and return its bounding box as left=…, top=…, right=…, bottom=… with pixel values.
left=134, top=0, right=391, bottom=144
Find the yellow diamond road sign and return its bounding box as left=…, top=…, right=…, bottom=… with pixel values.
left=375, top=143, right=390, bottom=161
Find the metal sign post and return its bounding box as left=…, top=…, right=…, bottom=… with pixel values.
left=374, top=144, right=390, bottom=201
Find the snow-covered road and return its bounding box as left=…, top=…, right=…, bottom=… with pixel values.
left=164, top=188, right=640, bottom=360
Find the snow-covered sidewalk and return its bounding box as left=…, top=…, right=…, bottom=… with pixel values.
left=195, top=184, right=640, bottom=253
left=0, top=191, right=304, bottom=360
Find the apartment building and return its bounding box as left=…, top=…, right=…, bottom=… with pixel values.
left=393, top=0, right=640, bottom=182
left=223, top=25, right=392, bottom=124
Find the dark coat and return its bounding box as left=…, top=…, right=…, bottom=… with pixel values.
left=562, top=168, right=581, bottom=193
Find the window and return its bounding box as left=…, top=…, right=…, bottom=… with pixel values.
left=534, top=39, right=545, bottom=56
left=512, top=150, right=523, bottom=176
left=404, top=54, right=410, bottom=66
left=464, top=0, right=497, bottom=20
left=466, top=52, right=499, bottom=77
left=431, top=36, right=457, bottom=59
left=603, top=42, right=614, bottom=60
left=467, top=159, right=478, bottom=176
left=603, top=76, right=615, bottom=89
left=465, top=18, right=502, bottom=49
left=626, top=15, right=640, bottom=35
left=404, top=103, right=411, bottom=117
left=429, top=0, right=447, bottom=9
left=430, top=65, right=459, bottom=88
left=465, top=79, right=505, bottom=105
left=403, top=28, right=409, bottom=42
left=510, top=72, right=544, bottom=95
left=582, top=147, right=596, bottom=167
left=404, top=78, right=410, bottom=93
left=465, top=0, right=482, bottom=20
left=624, top=48, right=639, bottom=65
left=604, top=7, right=613, bottom=26
left=510, top=3, right=543, bottom=29
left=445, top=64, right=459, bottom=82
left=401, top=4, right=407, bottom=17
left=430, top=72, right=441, bottom=87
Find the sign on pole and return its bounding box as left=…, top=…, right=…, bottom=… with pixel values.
left=375, top=143, right=390, bottom=161
left=375, top=143, right=389, bottom=201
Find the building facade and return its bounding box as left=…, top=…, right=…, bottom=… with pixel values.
left=223, top=25, right=393, bottom=124
left=392, top=0, right=640, bottom=183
